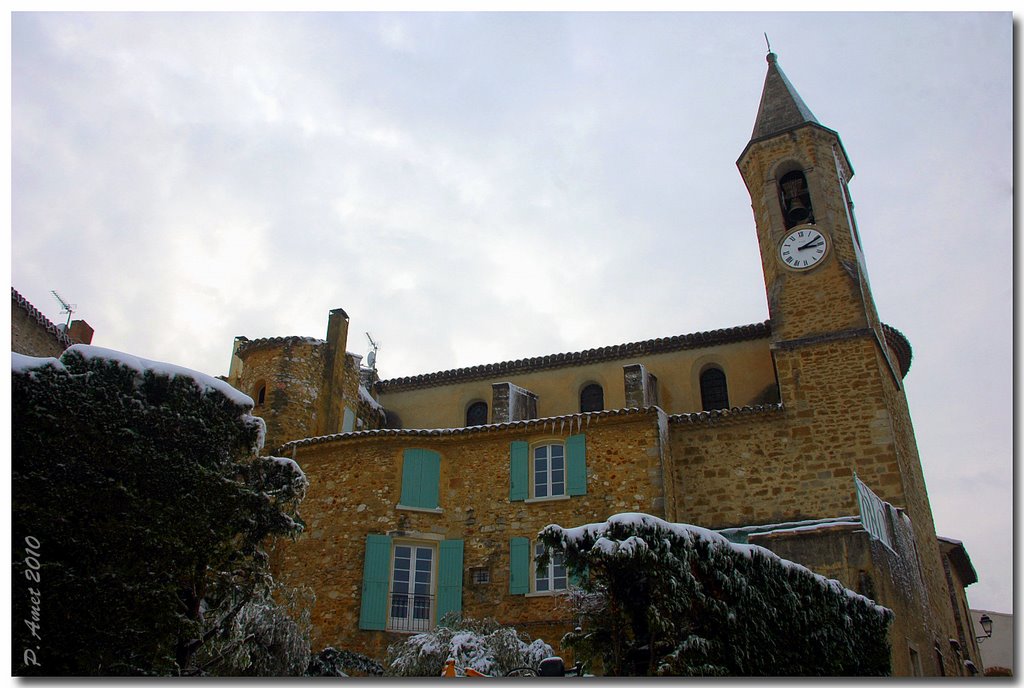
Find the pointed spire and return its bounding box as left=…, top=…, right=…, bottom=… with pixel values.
left=750, top=52, right=819, bottom=141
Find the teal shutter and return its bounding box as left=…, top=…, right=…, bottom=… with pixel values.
left=510, top=537, right=530, bottom=595
left=399, top=449, right=441, bottom=509
left=342, top=407, right=355, bottom=432
left=566, top=434, right=587, bottom=496
left=358, top=534, right=391, bottom=630
left=510, top=441, right=529, bottom=501
left=436, top=539, right=464, bottom=625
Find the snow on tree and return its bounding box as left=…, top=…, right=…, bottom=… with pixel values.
left=539, top=512, right=894, bottom=676
left=12, top=347, right=308, bottom=676
left=386, top=615, right=553, bottom=677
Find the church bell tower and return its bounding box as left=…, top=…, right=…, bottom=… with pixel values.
left=736, top=51, right=902, bottom=390
left=735, top=52, right=959, bottom=676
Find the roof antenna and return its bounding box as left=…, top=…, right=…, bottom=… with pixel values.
left=764, top=33, right=773, bottom=54
left=51, top=290, right=76, bottom=329
left=365, top=332, right=380, bottom=371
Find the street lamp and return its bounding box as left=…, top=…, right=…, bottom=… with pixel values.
left=976, top=614, right=993, bottom=643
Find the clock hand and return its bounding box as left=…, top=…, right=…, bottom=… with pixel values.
left=798, top=238, right=823, bottom=251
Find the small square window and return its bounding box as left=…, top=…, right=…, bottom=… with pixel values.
left=471, top=567, right=490, bottom=585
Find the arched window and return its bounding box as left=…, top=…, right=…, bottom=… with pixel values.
left=255, top=382, right=267, bottom=406
left=466, top=401, right=488, bottom=427
left=580, top=383, right=604, bottom=413
left=700, top=367, right=729, bottom=411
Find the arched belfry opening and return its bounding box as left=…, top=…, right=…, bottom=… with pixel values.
left=778, top=169, right=814, bottom=228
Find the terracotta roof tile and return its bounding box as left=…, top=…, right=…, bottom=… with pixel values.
left=276, top=406, right=659, bottom=453
left=378, top=321, right=772, bottom=392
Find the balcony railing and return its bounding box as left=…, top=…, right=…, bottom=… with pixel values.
left=388, top=591, right=434, bottom=632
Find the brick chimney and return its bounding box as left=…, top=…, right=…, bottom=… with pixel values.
left=68, top=320, right=94, bottom=345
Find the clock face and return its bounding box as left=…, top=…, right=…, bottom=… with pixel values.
left=779, top=227, right=828, bottom=270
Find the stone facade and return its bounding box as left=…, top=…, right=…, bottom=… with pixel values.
left=226, top=53, right=979, bottom=676
left=270, top=409, right=669, bottom=660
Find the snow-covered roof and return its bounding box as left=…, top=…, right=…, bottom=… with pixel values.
left=669, top=402, right=785, bottom=426
left=278, top=406, right=660, bottom=453
left=718, top=516, right=861, bottom=544
left=938, top=536, right=979, bottom=586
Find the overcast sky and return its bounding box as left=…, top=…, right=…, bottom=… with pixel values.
left=9, top=12, right=1012, bottom=614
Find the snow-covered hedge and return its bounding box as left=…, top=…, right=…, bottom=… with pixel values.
left=539, top=513, right=894, bottom=676
left=12, top=347, right=309, bottom=676
left=386, top=615, right=552, bottom=677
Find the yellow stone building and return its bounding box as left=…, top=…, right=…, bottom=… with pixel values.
left=225, top=53, right=981, bottom=676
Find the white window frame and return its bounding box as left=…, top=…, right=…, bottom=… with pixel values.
left=531, top=542, right=568, bottom=595
left=531, top=443, right=566, bottom=500
left=388, top=541, right=437, bottom=633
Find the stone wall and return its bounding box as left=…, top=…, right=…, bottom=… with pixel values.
left=377, top=337, right=776, bottom=429
left=12, top=306, right=68, bottom=359
left=235, top=339, right=328, bottom=451
left=270, top=409, right=668, bottom=662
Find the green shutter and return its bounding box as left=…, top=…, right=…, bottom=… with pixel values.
left=399, top=449, right=440, bottom=509
left=358, top=534, right=391, bottom=630
left=437, top=539, right=464, bottom=625
left=342, top=407, right=355, bottom=432
left=566, top=434, right=587, bottom=496
left=510, top=537, right=530, bottom=595
left=510, top=441, right=529, bottom=501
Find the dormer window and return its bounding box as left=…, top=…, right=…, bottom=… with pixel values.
left=779, top=169, right=814, bottom=228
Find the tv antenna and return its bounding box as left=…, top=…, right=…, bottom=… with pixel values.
left=51, top=290, right=76, bottom=328
left=365, top=332, right=380, bottom=371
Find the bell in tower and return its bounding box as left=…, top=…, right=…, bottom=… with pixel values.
left=779, top=169, right=814, bottom=227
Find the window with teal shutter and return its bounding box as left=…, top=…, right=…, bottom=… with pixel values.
left=358, top=534, right=391, bottom=630
left=436, top=539, right=464, bottom=625
left=509, top=441, right=528, bottom=501
left=510, top=537, right=530, bottom=594
left=566, top=434, right=587, bottom=496
left=399, top=448, right=441, bottom=509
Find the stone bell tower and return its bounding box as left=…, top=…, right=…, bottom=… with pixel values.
left=735, top=51, right=958, bottom=675
left=737, top=51, right=889, bottom=352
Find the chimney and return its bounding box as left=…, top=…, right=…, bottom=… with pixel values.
left=68, top=320, right=94, bottom=345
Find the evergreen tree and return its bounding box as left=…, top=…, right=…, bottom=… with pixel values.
left=539, top=513, right=893, bottom=676
left=12, top=348, right=307, bottom=676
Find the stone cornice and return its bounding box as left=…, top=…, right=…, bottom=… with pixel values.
left=234, top=336, right=327, bottom=358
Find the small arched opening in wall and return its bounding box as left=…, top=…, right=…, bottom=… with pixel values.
left=774, top=160, right=815, bottom=229
left=465, top=400, right=489, bottom=427
left=698, top=365, right=730, bottom=412
left=253, top=380, right=268, bottom=407
left=579, top=382, right=604, bottom=413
